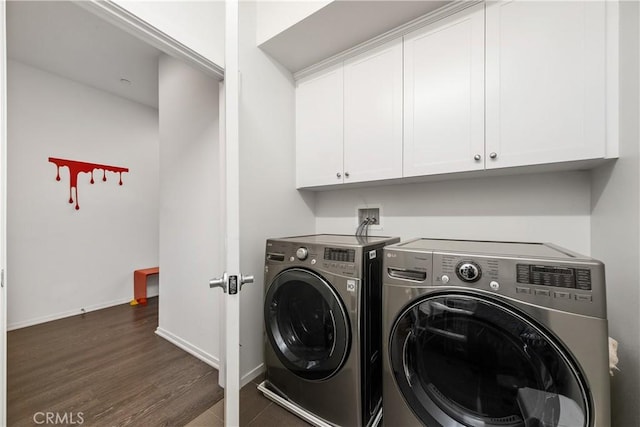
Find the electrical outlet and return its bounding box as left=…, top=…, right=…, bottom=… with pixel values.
left=357, top=206, right=382, bottom=230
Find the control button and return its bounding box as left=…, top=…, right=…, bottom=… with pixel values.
left=516, top=287, right=531, bottom=294
left=441, top=275, right=450, bottom=284
left=339, top=264, right=346, bottom=269
left=456, top=261, right=482, bottom=283
left=575, top=294, right=593, bottom=302
left=296, top=247, right=309, bottom=260
left=289, top=256, right=295, bottom=262
left=534, top=289, right=550, bottom=297
left=554, top=291, right=571, bottom=299
left=323, top=262, right=330, bottom=268
left=347, top=264, right=355, bottom=270
left=311, top=259, right=317, bottom=265
left=490, top=281, right=500, bottom=291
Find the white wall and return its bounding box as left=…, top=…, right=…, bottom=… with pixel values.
left=114, top=0, right=225, bottom=68
left=315, top=171, right=592, bottom=254
left=256, top=0, right=331, bottom=46
left=156, top=54, right=223, bottom=366
left=238, top=1, right=316, bottom=383
left=6, top=60, right=159, bottom=329
left=590, top=2, right=640, bottom=426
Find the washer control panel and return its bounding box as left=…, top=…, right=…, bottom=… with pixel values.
left=265, top=243, right=361, bottom=278
left=438, top=255, right=498, bottom=285
left=384, top=240, right=606, bottom=319
left=456, top=261, right=482, bottom=283
left=516, top=264, right=592, bottom=290
left=296, top=247, right=309, bottom=260
left=428, top=253, right=604, bottom=318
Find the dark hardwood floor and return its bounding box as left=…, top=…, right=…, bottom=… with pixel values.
left=8, top=297, right=223, bottom=427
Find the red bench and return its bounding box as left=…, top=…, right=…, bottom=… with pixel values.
left=130, top=267, right=159, bottom=306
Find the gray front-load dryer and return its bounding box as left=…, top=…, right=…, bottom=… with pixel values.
left=382, top=238, right=610, bottom=427
left=262, top=234, right=399, bottom=427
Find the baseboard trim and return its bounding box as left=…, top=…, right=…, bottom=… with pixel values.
left=241, top=363, right=265, bottom=388
left=155, top=327, right=220, bottom=369
left=7, top=296, right=138, bottom=331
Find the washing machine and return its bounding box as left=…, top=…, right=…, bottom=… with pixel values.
left=382, top=238, right=610, bottom=427
left=260, top=234, right=400, bottom=427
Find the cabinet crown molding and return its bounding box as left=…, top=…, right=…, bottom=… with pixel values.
left=294, top=0, right=482, bottom=81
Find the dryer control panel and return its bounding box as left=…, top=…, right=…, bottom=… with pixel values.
left=266, top=243, right=362, bottom=278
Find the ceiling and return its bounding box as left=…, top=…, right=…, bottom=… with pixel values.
left=6, top=1, right=161, bottom=109
left=259, top=0, right=450, bottom=73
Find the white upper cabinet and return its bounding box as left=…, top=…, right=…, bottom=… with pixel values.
left=295, top=64, right=344, bottom=188
left=343, top=38, right=403, bottom=184
left=294, top=1, right=616, bottom=189
left=485, top=0, right=607, bottom=169
left=403, top=3, right=485, bottom=177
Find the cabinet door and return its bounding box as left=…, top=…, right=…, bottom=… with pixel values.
left=485, top=0, right=606, bottom=169
left=295, top=64, right=344, bottom=188
left=343, top=38, right=403, bottom=183
left=403, top=4, right=485, bottom=177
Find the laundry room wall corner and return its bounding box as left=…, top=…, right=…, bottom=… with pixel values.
left=590, top=1, right=640, bottom=425
left=238, top=0, right=316, bottom=384
left=157, top=53, right=222, bottom=366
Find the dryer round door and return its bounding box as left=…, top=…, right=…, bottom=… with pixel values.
left=265, top=268, right=350, bottom=381
left=389, top=292, right=590, bottom=427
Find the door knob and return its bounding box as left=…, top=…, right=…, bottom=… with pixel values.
left=240, top=274, right=254, bottom=290
left=474, top=154, right=481, bottom=161
left=336, top=172, right=342, bottom=179
left=209, top=272, right=228, bottom=293
left=489, top=152, right=498, bottom=159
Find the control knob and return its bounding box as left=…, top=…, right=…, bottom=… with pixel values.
left=456, top=261, right=482, bottom=283
left=296, top=247, right=309, bottom=260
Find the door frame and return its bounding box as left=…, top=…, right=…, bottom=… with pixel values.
left=0, top=0, right=238, bottom=424
left=0, top=0, right=7, bottom=423
left=74, top=1, right=223, bottom=80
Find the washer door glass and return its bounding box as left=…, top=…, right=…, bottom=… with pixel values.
left=265, top=268, right=350, bottom=381
left=389, top=293, right=589, bottom=427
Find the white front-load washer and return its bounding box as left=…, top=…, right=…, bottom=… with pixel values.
left=382, top=238, right=610, bottom=427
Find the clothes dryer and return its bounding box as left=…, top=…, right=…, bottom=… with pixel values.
left=261, top=234, right=399, bottom=427
left=383, top=238, right=610, bottom=427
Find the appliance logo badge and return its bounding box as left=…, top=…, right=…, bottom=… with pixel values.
left=369, top=250, right=377, bottom=259
left=347, top=280, right=356, bottom=292
left=387, top=252, right=397, bottom=258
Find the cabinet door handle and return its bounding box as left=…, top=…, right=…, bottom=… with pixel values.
left=489, top=152, right=498, bottom=159
left=336, top=172, right=342, bottom=179
left=345, top=172, right=350, bottom=178
left=474, top=154, right=481, bottom=161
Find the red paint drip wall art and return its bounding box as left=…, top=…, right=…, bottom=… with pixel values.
left=48, top=157, right=129, bottom=210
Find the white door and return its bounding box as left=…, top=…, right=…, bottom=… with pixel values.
left=403, top=3, right=485, bottom=177
left=215, top=1, right=242, bottom=425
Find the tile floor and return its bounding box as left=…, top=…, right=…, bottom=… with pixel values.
left=186, top=375, right=312, bottom=427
